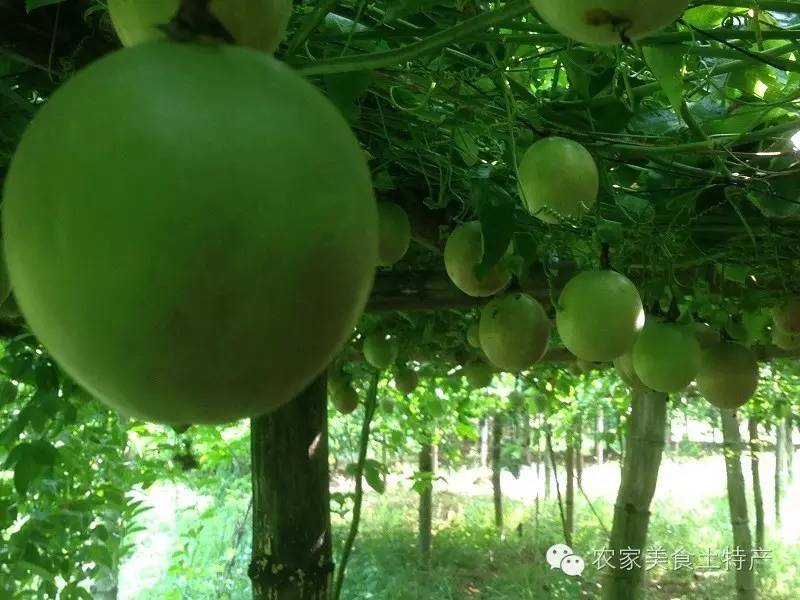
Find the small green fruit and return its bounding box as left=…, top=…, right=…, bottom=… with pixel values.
left=518, top=137, right=598, bottom=223
left=108, top=0, right=293, bottom=54
left=530, top=0, right=689, bottom=45
left=632, top=321, right=701, bottom=393
left=394, top=366, right=419, bottom=395
left=556, top=270, right=644, bottom=362
left=443, top=222, right=511, bottom=298
left=331, top=384, right=359, bottom=415
left=697, top=343, right=759, bottom=409
left=772, top=297, right=800, bottom=335
left=463, top=361, right=494, bottom=389
left=377, top=202, right=411, bottom=266
left=613, top=352, right=643, bottom=388
left=363, top=334, right=398, bottom=370
left=772, top=327, right=800, bottom=351
left=479, top=293, right=550, bottom=372
left=692, top=322, right=721, bottom=349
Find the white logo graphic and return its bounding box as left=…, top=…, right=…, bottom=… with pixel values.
left=546, top=544, right=585, bottom=577
left=546, top=544, right=573, bottom=569
left=560, top=554, right=586, bottom=576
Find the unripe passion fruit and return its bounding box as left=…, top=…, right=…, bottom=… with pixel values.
left=394, top=366, right=419, bottom=395
left=518, top=137, right=598, bottom=223
left=462, top=361, right=494, bottom=389
left=530, top=0, right=689, bottom=46
left=479, top=293, right=550, bottom=372
left=632, top=321, right=701, bottom=393
left=697, top=343, right=759, bottom=409
left=363, top=334, right=399, bottom=370
left=613, top=352, right=643, bottom=389
left=772, top=297, right=800, bottom=335
left=376, top=201, right=411, bottom=267
left=331, top=383, right=359, bottom=415
left=3, top=43, right=377, bottom=424
left=443, top=221, right=511, bottom=298
left=556, top=270, right=644, bottom=362
left=108, top=0, right=293, bottom=54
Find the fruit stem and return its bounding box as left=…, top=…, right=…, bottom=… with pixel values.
left=332, top=370, right=380, bottom=599
left=600, top=242, right=611, bottom=270
left=160, top=0, right=234, bottom=44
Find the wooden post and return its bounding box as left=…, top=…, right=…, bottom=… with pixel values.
left=775, top=421, right=784, bottom=524
left=596, top=408, right=605, bottom=465
left=250, top=375, right=332, bottom=600
left=491, top=415, right=503, bottom=532
left=522, top=415, right=533, bottom=464
left=418, top=442, right=433, bottom=568
left=603, top=389, right=667, bottom=600
left=575, top=415, right=584, bottom=487
left=565, top=429, right=575, bottom=540
left=721, top=409, right=756, bottom=600
left=785, top=415, right=793, bottom=484
left=748, top=418, right=765, bottom=549
left=480, top=417, right=489, bottom=468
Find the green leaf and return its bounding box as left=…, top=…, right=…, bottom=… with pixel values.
left=60, top=582, right=93, bottom=600
left=363, top=459, right=386, bottom=494
left=0, top=381, right=17, bottom=407
left=324, top=71, right=371, bottom=122
left=643, top=45, right=686, bottom=118
left=615, top=194, right=655, bottom=223
left=596, top=218, right=624, bottom=246
left=721, top=263, right=749, bottom=286
left=473, top=181, right=515, bottom=279
left=14, top=453, right=41, bottom=496
left=3, top=441, right=32, bottom=469
left=454, top=129, right=480, bottom=167
left=25, top=0, right=65, bottom=12
left=29, top=439, right=58, bottom=466
left=85, top=544, right=113, bottom=569
left=682, top=6, right=743, bottom=28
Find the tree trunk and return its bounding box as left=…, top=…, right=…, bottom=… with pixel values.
left=785, top=415, right=793, bottom=484
left=775, top=421, right=784, bottom=525
left=721, top=409, right=757, bottom=600
left=684, top=412, right=690, bottom=446
left=418, top=442, right=433, bottom=568
left=596, top=409, right=605, bottom=465
left=522, top=414, right=533, bottom=465
left=565, top=433, right=575, bottom=541
left=250, top=375, right=332, bottom=600
left=748, top=418, right=765, bottom=549
left=544, top=452, right=552, bottom=499
left=491, top=415, right=503, bottom=532
left=480, top=417, right=489, bottom=468
left=575, top=415, right=584, bottom=487
left=665, top=406, right=674, bottom=452
left=432, top=443, right=439, bottom=474
left=603, top=389, right=667, bottom=600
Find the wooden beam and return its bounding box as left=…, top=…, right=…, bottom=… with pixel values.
left=366, top=267, right=561, bottom=313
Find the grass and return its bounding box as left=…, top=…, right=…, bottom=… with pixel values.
left=120, top=454, right=800, bottom=599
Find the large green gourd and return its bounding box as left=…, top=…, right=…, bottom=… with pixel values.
left=3, top=43, right=377, bottom=424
